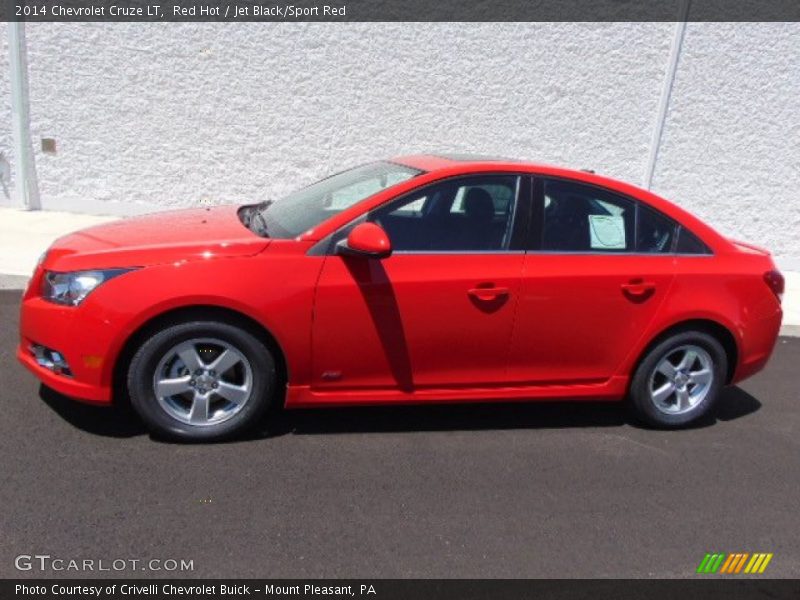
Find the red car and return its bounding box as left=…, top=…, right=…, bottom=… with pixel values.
left=18, top=155, right=783, bottom=441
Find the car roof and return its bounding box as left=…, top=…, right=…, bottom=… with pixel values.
left=392, top=154, right=588, bottom=177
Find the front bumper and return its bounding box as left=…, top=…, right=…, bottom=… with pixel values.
left=18, top=295, right=116, bottom=404
left=17, top=344, right=111, bottom=403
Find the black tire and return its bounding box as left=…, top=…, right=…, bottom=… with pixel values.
left=127, top=320, right=276, bottom=442
left=629, top=330, right=727, bottom=428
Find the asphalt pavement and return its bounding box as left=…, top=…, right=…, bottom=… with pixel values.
left=1, top=289, right=798, bottom=578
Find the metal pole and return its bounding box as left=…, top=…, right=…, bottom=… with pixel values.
left=8, top=21, right=41, bottom=210
left=643, top=0, right=690, bottom=191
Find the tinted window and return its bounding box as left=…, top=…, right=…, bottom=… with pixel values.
left=541, top=180, right=635, bottom=252
left=676, top=227, right=711, bottom=254
left=370, top=176, right=520, bottom=252
left=637, top=204, right=677, bottom=253
left=254, top=162, right=421, bottom=238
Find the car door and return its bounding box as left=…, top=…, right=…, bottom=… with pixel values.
left=506, top=177, right=677, bottom=384
left=311, top=174, right=529, bottom=393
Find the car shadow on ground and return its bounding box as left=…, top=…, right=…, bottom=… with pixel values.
left=39, top=383, right=763, bottom=441
left=262, top=385, right=763, bottom=437
left=39, top=385, right=147, bottom=438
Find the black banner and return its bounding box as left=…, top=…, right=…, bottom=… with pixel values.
left=2, top=0, right=800, bottom=22
left=3, top=580, right=800, bottom=600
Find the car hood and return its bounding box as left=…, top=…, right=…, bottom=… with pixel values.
left=43, top=205, right=270, bottom=272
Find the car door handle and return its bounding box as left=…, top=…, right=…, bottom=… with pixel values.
left=621, top=279, right=656, bottom=297
left=467, top=286, right=510, bottom=301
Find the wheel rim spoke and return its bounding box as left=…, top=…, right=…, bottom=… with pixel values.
left=678, top=349, right=698, bottom=371
left=216, top=381, right=249, bottom=405
left=657, top=360, right=677, bottom=379
left=155, top=375, right=192, bottom=397
left=690, top=368, right=712, bottom=386
left=208, top=349, right=240, bottom=375
left=652, top=381, right=675, bottom=405
left=176, top=342, right=204, bottom=371
left=188, top=392, right=211, bottom=424
left=675, top=387, right=690, bottom=411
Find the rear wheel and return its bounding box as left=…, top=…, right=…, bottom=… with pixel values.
left=629, top=331, right=727, bottom=428
left=128, top=320, right=276, bottom=441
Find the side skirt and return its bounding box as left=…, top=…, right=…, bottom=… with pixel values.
left=284, top=376, right=629, bottom=409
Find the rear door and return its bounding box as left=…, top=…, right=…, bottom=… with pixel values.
left=507, top=177, right=677, bottom=384
left=311, top=174, right=530, bottom=392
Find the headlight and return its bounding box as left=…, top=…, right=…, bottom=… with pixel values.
left=42, top=269, right=135, bottom=306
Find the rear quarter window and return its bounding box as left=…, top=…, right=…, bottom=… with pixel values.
left=636, top=204, right=677, bottom=254
left=675, top=227, right=712, bottom=254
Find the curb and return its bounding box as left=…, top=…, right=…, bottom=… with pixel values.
left=0, top=274, right=28, bottom=290
left=781, top=324, right=800, bottom=338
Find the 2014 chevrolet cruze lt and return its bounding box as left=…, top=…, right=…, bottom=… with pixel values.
left=18, top=155, right=783, bottom=441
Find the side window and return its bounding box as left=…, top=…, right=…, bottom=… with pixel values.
left=541, top=180, right=635, bottom=252
left=371, top=175, right=520, bottom=252
left=675, top=227, right=712, bottom=254
left=451, top=184, right=514, bottom=216
left=637, top=204, right=677, bottom=253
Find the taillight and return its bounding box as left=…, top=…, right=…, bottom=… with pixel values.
left=763, top=270, right=784, bottom=303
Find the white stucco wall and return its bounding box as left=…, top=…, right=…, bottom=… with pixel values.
left=652, top=23, right=800, bottom=267
left=0, top=26, right=12, bottom=203
left=2, top=22, right=799, bottom=266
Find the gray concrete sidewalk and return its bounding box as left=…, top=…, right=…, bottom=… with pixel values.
left=0, top=207, right=118, bottom=289
left=1, top=206, right=798, bottom=335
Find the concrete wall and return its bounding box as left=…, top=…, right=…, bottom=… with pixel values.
left=0, top=26, right=11, bottom=203
left=2, top=23, right=799, bottom=266
left=652, top=23, right=800, bottom=267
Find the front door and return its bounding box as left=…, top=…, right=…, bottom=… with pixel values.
left=311, top=174, right=528, bottom=393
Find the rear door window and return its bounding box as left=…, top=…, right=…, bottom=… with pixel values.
left=538, top=179, right=681, bottom=254
left=541, top=180, right=635, bottom=252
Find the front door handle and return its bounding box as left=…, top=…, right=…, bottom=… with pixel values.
left=621, top=278, right=656, bottom=299
left=468, top=286, right=510, bottom=301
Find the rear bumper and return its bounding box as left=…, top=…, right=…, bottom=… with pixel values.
left=732, top=308, right=783, bottom=384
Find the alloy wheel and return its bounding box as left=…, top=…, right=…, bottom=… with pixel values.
left=152, top=337, right=253, bottom=426
left=648, top=344, right=714, bottom=415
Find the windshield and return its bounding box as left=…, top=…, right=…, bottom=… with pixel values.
left=249, top=162, right=422, bottom=238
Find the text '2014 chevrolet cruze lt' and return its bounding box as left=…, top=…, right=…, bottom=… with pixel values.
left=18, top=155, right=783, bottom=441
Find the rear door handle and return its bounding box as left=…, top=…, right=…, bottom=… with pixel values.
left=621, top=279, right=656, bottom=297
left=468, top=286, right=510, bottom=301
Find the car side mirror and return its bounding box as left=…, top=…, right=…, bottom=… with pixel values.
left=336, top=222, right=392, bottom=259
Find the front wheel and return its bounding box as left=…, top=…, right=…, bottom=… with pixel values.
left=629, top=331, right=728, bottom=428
left=127, top=320, right=276, bottom=441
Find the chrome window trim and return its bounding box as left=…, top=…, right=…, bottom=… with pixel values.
left=390, top=250, right=527, bottom=256
left=522, top=251, right=715, bottom=257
